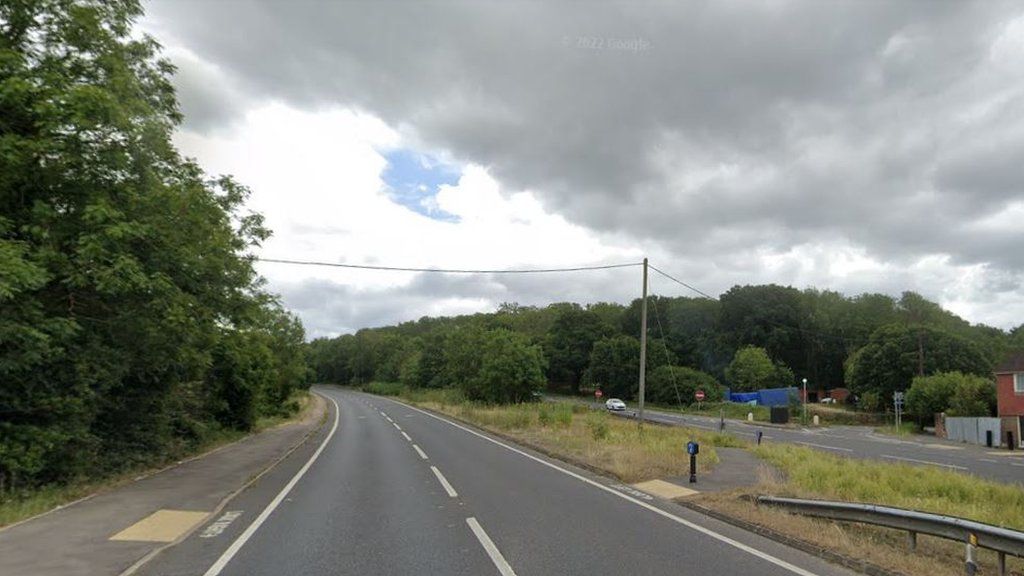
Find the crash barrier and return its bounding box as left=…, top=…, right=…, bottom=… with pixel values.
left=755, top=495, right=1024, bottom=575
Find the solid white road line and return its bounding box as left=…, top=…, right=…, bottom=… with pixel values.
left=401, top=431, right=412, bottom=442
left=413, top=444, right=429, bottom=460
left=466, top=517, right=518, bottom=576
left=430, top=466, right=458, bottom=498
left=202, top=395, right=341, bottom=576
left=881, top=455, right=967, bottom=470
left=795, top=441, right=853, bottom=453
left=388, top=399, right=819, bottom=576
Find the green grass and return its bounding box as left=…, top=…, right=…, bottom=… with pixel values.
left=754, top=443, right=1024, bottom=530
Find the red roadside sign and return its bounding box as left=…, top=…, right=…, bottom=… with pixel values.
left=695, top=390, right=705, bottom=401
left=595, top=389, right=603, bottom=398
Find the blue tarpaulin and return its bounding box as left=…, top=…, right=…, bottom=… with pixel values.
left=726, top=387, right=798, bottom=407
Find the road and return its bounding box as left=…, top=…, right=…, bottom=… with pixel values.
left=581, top=400, right=1024, bottom=485
left=138, top=386, right=854, bottom=576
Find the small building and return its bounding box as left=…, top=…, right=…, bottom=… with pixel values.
left=996, top=351, right=1024, bottom=448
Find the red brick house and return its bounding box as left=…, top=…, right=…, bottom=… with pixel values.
left=996, top=351, right=1024, bottom=448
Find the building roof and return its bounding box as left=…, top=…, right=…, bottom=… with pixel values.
left=995, top=350, right=1024, bottom=374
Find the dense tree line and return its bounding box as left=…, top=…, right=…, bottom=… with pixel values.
left=1, top=1, right=308, bottom=494
left=310, top=286, right=1021, bottom=416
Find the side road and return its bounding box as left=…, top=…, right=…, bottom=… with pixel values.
left=0, top=393, right=328, bottom=576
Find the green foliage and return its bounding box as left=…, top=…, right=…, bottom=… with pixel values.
left=725, top=346, right=793, bottom=391
left=645, top=365, right=724, bottom=405
left=847, top=324, right=991, bottom=400
left=588, top=335, right=639, bottom=399
left=362, top=382, right=406, bottom=396
left=586, top=412, right=610, bottom=440
left=906, top=372, right=996, bottom=423
left=545, top=306, right=614, bottom=392
left=0, top=1, right=306, bottom=495
left=464, top=330, right=547, bottom=403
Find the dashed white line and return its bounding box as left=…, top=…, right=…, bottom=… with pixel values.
left=388, top=398, right=819, bottom=576
left=430, top=466, right=458, bottom=498
left=980, top=458, right=998, bottom=463
left=401, top=431, right=412, bottom=442
left=413, top=444, right=429, bottom=460
left=393, top=423, right=402, bottom=431
left=466, top=517, right=517, bottom=576
left=881, top=455, right=967, bottom=470
left=795, top=441, right=853, bottom=453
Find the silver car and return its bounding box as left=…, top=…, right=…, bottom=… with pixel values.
left=605, top=398, right=626, bottom=411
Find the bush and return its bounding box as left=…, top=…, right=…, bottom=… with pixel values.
left=362, top=382, right=405, bottom=396
left=587, top=412, right=610, bottom=440
left=906, top=372, right=996, bottom=423
left=646, top=365, right=724, bottom=406
left=462, top=330, right=547, bottom=403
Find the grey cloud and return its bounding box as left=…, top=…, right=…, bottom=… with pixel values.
left=147, top=0, right=1024, bottom=328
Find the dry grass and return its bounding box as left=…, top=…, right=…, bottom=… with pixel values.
left=754, top=443, right=1024, bottom=530
left=402, top=391, right=744, bottom=483
left=699, top=489, right=1024, bottom=576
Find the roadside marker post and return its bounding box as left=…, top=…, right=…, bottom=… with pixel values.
left=687, top=441, right=699, bottom=483
left=756, top=430, right=763, bottom=445
left=965, top=533, right=978, bottom=575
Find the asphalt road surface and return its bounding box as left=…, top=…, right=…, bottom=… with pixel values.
left=138, top=386, right=855, bottom=576
left=590, top=400, right=1024, bottom=485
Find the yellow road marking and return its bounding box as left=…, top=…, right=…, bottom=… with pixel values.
left=110, top=510, right=209, bottom=543
left=986, top=451, right=1024, bottom=457
left=924, top=444, right=962, bottom=450
left=631, top=479, right=698, bottom=500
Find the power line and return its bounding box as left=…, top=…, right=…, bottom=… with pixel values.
left=648, top=265, right=717, bottom=300
left=256, top=257, right=642, bottom=274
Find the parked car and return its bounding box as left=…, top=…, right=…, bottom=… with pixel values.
left=819, top=397, right=836, bottom=404
left=605, top=398, right=626, bottom=411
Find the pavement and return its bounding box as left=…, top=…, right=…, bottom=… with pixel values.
left=563, top=397, right=1024, bottom=485
left=132, top=386, right=854, bottom=576
left=0, top=393, right=327, bottom=576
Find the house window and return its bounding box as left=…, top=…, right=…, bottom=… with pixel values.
left=1016, top=373, right=1024, bottom=393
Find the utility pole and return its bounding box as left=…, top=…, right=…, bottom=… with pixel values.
left=638, top=257, right=648, bottom=430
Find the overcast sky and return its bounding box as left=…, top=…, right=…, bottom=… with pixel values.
left=141, top=1, right=1024, bottom=337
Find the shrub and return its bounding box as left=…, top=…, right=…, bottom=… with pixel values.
left=362, top=381, right=405, bottom=396
left=646, top=365, right=724, bottom=406
left=587, top=412, right=610, bottom=440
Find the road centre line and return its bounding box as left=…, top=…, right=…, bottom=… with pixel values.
left=393, top=423, right=402, bottom=431
left=202, top=395, right=341, bottom=576
left=386, top=397, right=819, bottom=576
left=430, top=466, right=458, bottom=498
left=980, top=458, right=998, bottom=463
left=413, top=444, right=429, bottom=460
left=795, top=441, right=853, bottom=453
left=401, top=431, right=412, bottom=442
left=881, top=455, right=967, bottom=470
left=466, top=517, right=518, bottom=576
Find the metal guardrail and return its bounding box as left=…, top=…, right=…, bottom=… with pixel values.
left=755, top=496, right=1024, bottom=575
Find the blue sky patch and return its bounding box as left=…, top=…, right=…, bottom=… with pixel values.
left=381, top=149, right=461, bottom=222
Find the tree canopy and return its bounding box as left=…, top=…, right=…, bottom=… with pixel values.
left=0, top=0, right=307, bottom=494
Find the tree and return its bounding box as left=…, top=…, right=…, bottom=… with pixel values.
left=646, top=366, right=724, bottom=406
left=0, top=0, right=307, bottom=492
left=725, top=346, right=793, bottom=391
left=847, top=325, right=991, bottom=400
left=463, top=330, right=546, bottom=403
left=906, top=372, right=996, bottom=424
left=588, top=336, right=641, bottom=399
left=545, top=307, right=614, bottom=392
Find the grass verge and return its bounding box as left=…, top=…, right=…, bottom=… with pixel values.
left=0, top=390, right=318, bottom=529
left=694, top=443, right=1024, bottom=576
left=386, top=387, right=743, bottom=483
